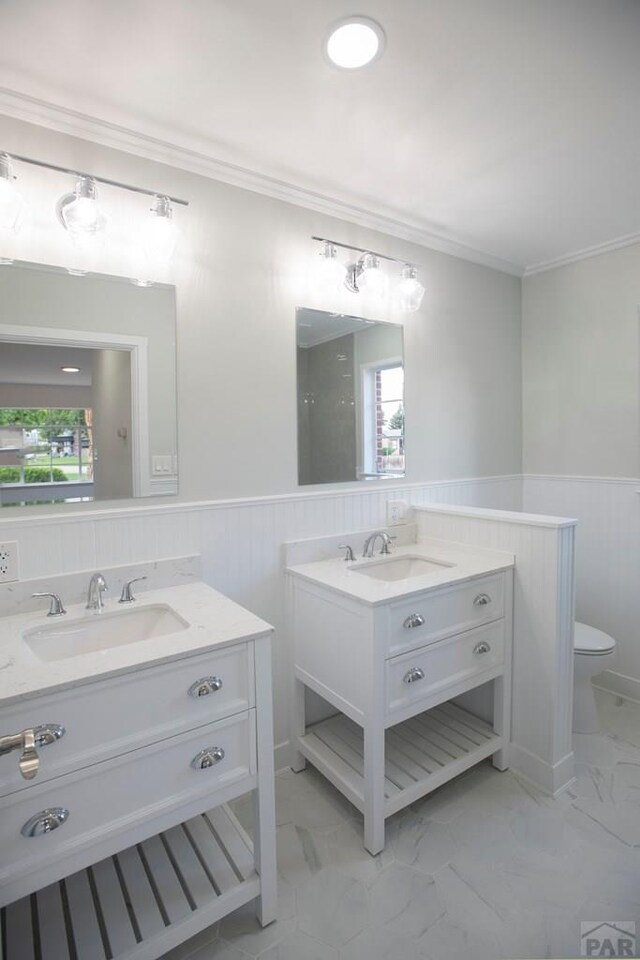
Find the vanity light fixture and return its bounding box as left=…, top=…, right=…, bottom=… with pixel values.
left=324, top=17, right=386, bottom=69
left=139, top=195, right=179, bottom=266
left=0, top=153, right=27, bottom=264
left=58, top=176, right=106, bottom=240
left=0, top=150, right=189, bottom=282
left=315, top=240, right=347, bottom=293
left=396, top=264, right=425, bottom=312
left=61, top=366, right=80, bottom=374
left=313, top=236, right=425, bottom=312
left=354, top=252, right=388, bottom=300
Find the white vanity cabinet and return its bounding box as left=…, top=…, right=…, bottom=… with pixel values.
left=288, top=562, right=513, bottom=855
left=0, top=584, right=277, bottom=960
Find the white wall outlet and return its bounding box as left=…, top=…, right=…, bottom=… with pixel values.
left=0, top=541, right=19, bottom=583
left=387, top=499, right=410, bottom=526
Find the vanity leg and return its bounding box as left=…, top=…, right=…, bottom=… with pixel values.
left=493, top=569, right=512, bottom=772
left=254, top=637, right=278, bottom=926
left=290, top=676, right=307, bottom=772
left=363, top=724, right=386, bottom=855
left=492, top=675, right=510, bottom=772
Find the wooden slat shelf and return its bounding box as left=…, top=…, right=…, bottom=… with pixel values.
left=298, top=701, right=503, bottom=818
left=1, top=805, right=259, bottom=960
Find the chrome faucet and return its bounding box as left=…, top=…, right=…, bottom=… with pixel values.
left=362, top=531, right=393, bottom=558
left=86, top=572, right=108, bottom=613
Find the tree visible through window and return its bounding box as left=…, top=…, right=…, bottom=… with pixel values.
left=0, top=408, right=92, bottom=485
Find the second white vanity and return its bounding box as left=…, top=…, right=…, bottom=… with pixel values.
left=0, top=578, right=277, bottom=960
left=287, top=529, right=514, bottom=854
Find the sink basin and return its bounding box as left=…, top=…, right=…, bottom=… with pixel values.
left=350, top=555, right=454, bottom=582
left=24, top=604, right=190, bottom=661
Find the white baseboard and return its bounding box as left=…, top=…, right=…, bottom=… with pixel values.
left=274, top=740, right=292, bottom=774
left=508, top=743, right=575, bottom=797
left=592, top=670, right=640, bottom=705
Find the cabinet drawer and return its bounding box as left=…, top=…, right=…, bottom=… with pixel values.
left=0, top=709, right=255, bottom=897
left=385, top=620, right=505, bottom=717
left=383, top=573, right=504, bottom=657
left=0, top=643, right=253, bottom=798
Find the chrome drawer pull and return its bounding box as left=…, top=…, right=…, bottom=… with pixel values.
left=34, top=723, right=66, bottom=747
left=473, top=593, right=492, bottom=607
left=403, top=667, right=425, bottom=684
left=473, top=641, right=491, bottom=656
left=21, top=807, right=69, bottom=837
left=1, top=728, right=39, bottom=780
left=191, top=747, right=225, bottom=770
left=403, top=613, right=425, bottom=630
left=188, top=676, right=223, bottom=698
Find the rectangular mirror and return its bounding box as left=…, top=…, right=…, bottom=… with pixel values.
left=297, top=307, right=404, bottom=485
left=0, top=261, right=177, bottom=507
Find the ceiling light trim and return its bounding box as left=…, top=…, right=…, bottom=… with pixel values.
left=0, top=85, right=523, bottom=277
left=324, top=16, right=386, bottom=69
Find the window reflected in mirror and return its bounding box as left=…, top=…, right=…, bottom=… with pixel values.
left=296, top=307, right=404, bottom=485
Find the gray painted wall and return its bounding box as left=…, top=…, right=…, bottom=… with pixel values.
left=0, top=114, right=522, bottom=513
left=522, top=244, right=640, bottom=478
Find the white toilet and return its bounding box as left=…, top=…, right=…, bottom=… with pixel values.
left=573, top=621, right=616, bottom=733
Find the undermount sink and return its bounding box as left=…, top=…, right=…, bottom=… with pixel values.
left=24, top=604, right=190, bottom=661
left=350, top=554, right=455, bottom=582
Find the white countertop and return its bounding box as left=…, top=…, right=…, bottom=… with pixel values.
left=0, top=582, right=272, bottom=707
left=286, top=538, right=514, bottom=606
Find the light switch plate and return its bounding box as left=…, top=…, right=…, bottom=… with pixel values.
left=152, top=455, right=173, bottom=475
left=0, top=541, right=19, bottom=583
left=387, top=499, right=409, bottom=526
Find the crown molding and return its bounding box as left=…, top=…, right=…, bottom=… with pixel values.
left=0, top=86, right=523, bottom=278
left=523, top=230, right=640, bottom=277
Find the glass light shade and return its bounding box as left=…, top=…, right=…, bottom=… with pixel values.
left=0, top=178, right=26, bottom=234
left=396, top=265, right=425, bottom=312
left=0, top=154, right=26, bottom=263
left=315, top=241, right=346, bottom=294
left=131, top=196, right=178, bottom=286
left=325, top=18, right=385, bottom=68
left=61, top=177, right=105, bottom=239
left=358, top=253, right=388, bottom=300
left=141, top=196, right=178, bottom=265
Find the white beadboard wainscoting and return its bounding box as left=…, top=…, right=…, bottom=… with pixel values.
left=524, top=474, right=640, bottom=702
left=415, top=504, right=577, bottom=796
left=0, top=475, right=522, bottom=765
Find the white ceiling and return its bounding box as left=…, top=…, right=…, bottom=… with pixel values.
left=0, top=343, right=92, bottom=386
left=297, top=308, right=377, bottom=348
left=2, top=0, right=640, bottom=273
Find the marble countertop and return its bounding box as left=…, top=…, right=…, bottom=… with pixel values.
left=286, top=538, right=514, bottom=606
left=0, top=582, right=272, bottom=707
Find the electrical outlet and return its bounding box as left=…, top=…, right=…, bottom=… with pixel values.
left=0, top=541, right=19, bottom=583
left=387, top=499, right=409, bottom=526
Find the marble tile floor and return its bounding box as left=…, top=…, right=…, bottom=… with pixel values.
left=163, top=690, right=640, bottom=960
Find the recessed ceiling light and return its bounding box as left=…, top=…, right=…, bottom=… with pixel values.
left=61, top=366, right=80, bottom=374
left=324, top=17, right=385, bottom=69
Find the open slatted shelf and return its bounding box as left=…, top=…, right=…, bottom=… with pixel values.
left=298, top=701, right=503, bottom=817
left=1, top=805, right=259, bottom=960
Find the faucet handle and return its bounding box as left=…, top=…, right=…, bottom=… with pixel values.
left=380, top=535, right=396, bottom=555
left=32, top=593, right=66, bottom=617
left=337, top=544, right=355, bottom=562
left=119, top=576, right=148, bottom=603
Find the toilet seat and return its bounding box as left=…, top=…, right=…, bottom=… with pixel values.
left=574, top=621, right=616, bottom=656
